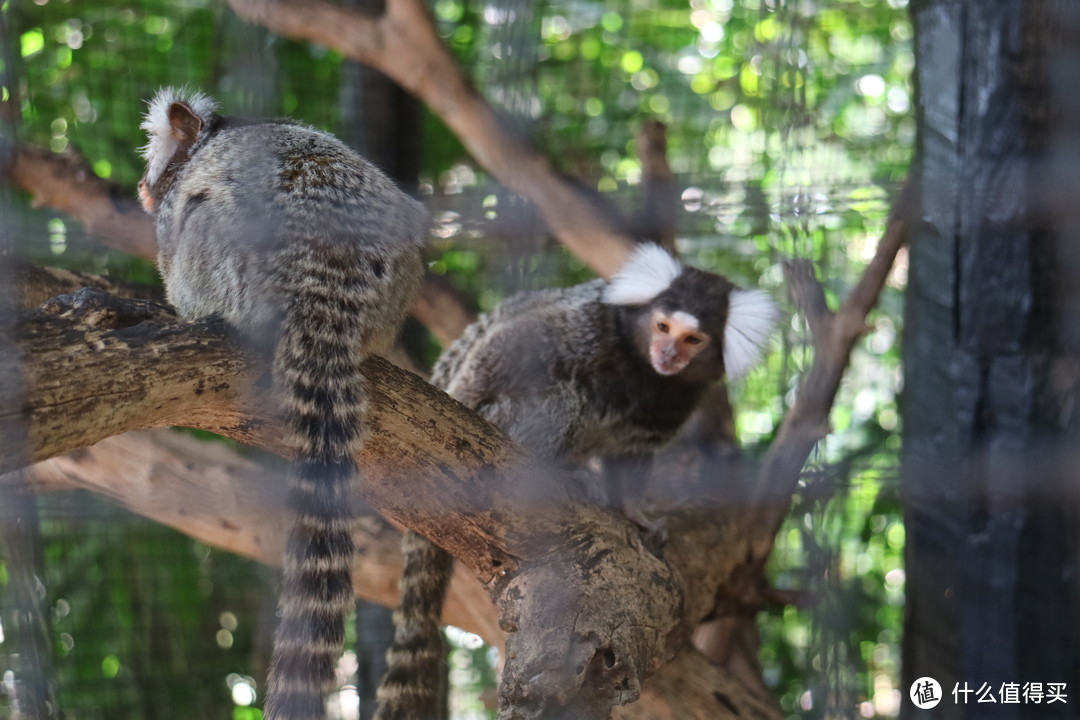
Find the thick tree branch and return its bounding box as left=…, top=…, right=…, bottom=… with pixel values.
left=12, top=258, right=160, bottom=309
left=19, top=429, right=501, bottom=641
left=6, top=294, right=769, bottom=719
left=5, top=297, right=519, bottom=575
left=226, top=0, right=635, bottom=276
left=19, top=428, right=772, bottom=720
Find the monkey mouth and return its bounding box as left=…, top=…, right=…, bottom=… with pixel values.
left=650, top=353, right=685, bottom=376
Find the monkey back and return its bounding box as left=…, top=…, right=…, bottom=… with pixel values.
left=149, top=114, right=427, bottom=347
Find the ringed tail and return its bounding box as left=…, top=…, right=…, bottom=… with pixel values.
left=375, top=531, right=454, bottom=720
left=265, top=275, right=370, bottom=720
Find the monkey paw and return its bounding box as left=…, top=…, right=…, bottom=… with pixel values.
left=625, top=507, right=668, bottom=555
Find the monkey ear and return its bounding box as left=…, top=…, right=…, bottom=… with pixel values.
left=141, top=88, right=218, bottom=187
left=168, top=102, right=203, bottom=145
left=724, top=289, right=780, bottom=380
left=602, top=243, right=683, bottom=306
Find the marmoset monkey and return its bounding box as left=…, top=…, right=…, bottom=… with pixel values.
left=138, top=88, right=428, bottom=720
left=378, top=243, right=779, bottom=719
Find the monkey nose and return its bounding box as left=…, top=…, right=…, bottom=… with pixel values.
left=650, top=344, right=683, bottom=375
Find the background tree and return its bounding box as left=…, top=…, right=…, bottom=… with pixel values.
left=903, top=2, right=1080, bottom=718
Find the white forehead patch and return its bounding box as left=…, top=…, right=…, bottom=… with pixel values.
left=602, top=243, right=683, bottom=306
left=724, top=288, right=780, bottom=380
left=668, top=310, right=700, bottom=334
left=140, top=86, right=217, bottom=188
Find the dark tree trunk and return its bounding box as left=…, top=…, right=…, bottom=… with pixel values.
left=338, top=0, right=422, bottom=191
left=903, top=2, right=1080, bottom=718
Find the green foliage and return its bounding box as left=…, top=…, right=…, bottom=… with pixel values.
left=36, top=493, right=272, bottom=719
left=14, top=1, right=216, bottom=187
left=446, top=627, right=498, bottom=717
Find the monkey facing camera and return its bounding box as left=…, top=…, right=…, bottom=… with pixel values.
left=380, top=243, right=781, bottom=719
left=433, top=242, right=781, bottom=507
left=138, top=87, right=429, bottom=720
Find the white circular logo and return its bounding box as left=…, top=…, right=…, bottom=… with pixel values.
left=910, top=677, right=942, bottom=709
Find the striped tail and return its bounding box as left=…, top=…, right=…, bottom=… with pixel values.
left=265, top=291, right=368, bottom=720
left=374, top=531, right=454, bottom=720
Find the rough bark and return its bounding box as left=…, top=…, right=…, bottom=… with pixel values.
left=17, top=431, right=765, bottom=719
left=12, top=259, right=161, bottom=309
left=3, top=290, right=768, bottom=719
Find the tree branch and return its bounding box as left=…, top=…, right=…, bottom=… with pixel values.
left=20, top=429, right=773, bottom=720
left=18, top=429, right=501, bottom=641
left=613, top=647, right=780, bottom=720
left=226, top=0, right=635, bottom=276
left=412, top=271, right=475, bottom=347
left=11, top=258, right=160, bottom=309
left=635, top=120, right=678, bottom=252
left=6, top=145, right=157, bottom=258
left=749, top=179, right=913, bottom=554
left=6, top=292, right=770, bottom=719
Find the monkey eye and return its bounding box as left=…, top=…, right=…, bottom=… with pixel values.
left=684, top=335, right=703, bottom=346
left=656, top=321, right=670, bottom=333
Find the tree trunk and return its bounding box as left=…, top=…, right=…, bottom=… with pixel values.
left=903, top=2, right=1080, bottom=717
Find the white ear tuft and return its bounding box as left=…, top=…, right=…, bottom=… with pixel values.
left=602, top=243, right=683, bottom=306
left=724, top=288, right=780, bottom=381
left=139, top=87, right=217, bottom=188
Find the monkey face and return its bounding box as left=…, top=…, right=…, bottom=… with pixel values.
left=648, top=308, right=712, bottom=376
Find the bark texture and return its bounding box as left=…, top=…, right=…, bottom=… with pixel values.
left=4, top=289, right=771, bottom=718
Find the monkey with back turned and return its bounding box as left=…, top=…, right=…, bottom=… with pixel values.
left=138, top=88, right=429, bottom=720
left=378, top=242, right=780, bottom=719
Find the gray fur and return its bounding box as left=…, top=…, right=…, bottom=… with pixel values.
left=154, top=120, right=426, bottom=343
left=140, top=89, right=428, bottom=720
left=434, top=279, right=707, bottom=459
left=384, top=254, right=777, bottom=719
